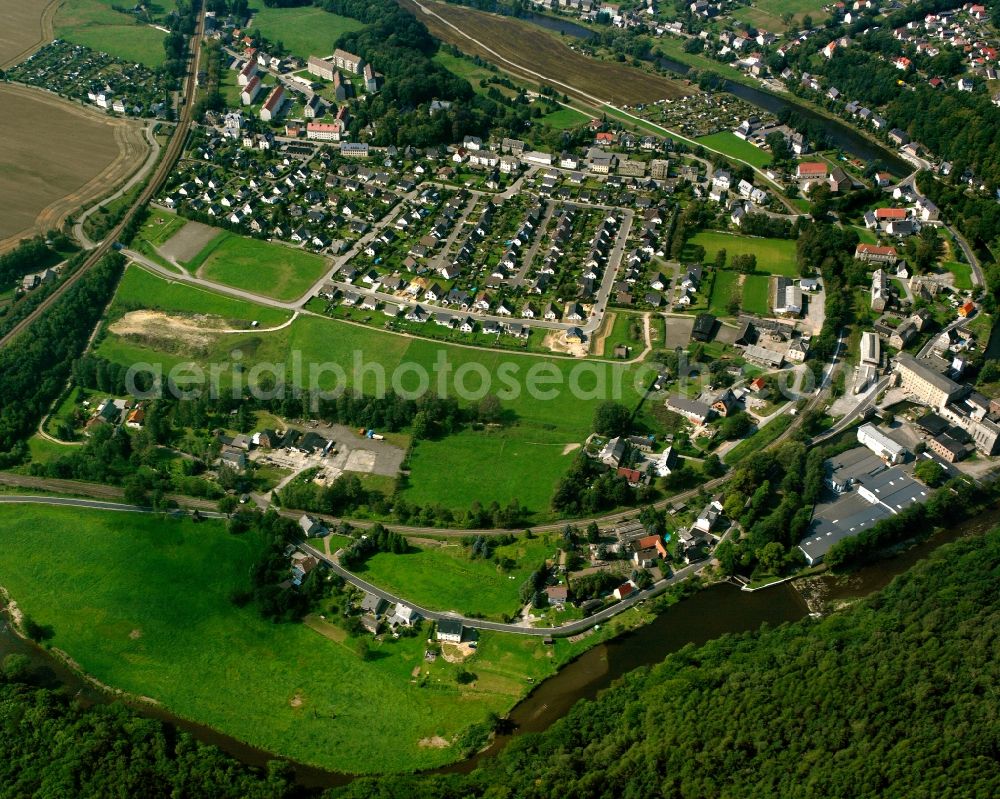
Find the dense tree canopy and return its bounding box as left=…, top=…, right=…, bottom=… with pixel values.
left=336, top=525, right=1000, bottom=798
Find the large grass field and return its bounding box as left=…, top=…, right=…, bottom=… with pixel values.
left=695, top=131, right=772, bottom=169
left=402, top=429, right=580, bottom=516
left=0, top=505, right=578, bottom=773
left=358, top=535, right=556, bottom=619
left=433, top=50, right=498, bottom=87
left=731, top=0, right=829, bottom=32
left=112, top=263, right=294, bottom=327
left=55, top=0, right=167, bottom=66
left=401, top=0, right=689, bottom=105
left=187, top=232, right=330, bottom=302
left=94, top=272, right=658, bottom=517
left=742, top=273, right=772, bottom=315
left=249, top=6, right=364, bottom=59
left=541, top=107, right=591, bottom=130
left=687, top=231, right=799, bottom=277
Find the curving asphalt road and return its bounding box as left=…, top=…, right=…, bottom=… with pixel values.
left=303, top=540, right=704, bottom=637
left=0, top=490, right=701, bottom=637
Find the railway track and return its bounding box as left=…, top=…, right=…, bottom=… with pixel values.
left=0, top=7, right=206, bottom=351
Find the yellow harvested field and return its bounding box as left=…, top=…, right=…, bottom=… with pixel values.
left=399, top=0, right=690, bottom=106
left=0, top=84, right=148, bottom=251
left=0, top=0, right=59, bottom=68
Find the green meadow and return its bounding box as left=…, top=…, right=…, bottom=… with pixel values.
left=55, top=0, right=167, bottom=66
left=95, top=270, right=660, bottom=516
left=541, top=107, right=591, bottom=130
left=111, top=263, right=294, bottom=327
left=687, top=231, right=799, bottom=277
left=695, top=131, right=772, bottom=168
left=358, top=534, right=557, bottom=619
left=0, top=505, right=572, bottom=773
left=708, top=270, right=741, bottom=317
left=741, top=273, right=773, bottom=315
left=187, top=233, right=331, bottom=302
left=249, top=6, right=365, bottom=59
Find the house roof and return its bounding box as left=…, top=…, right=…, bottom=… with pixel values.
left=437, top=618, right=464, bottom=636
left=856, top=243, right=898, bottom=257
left=797, top=162, right=828, bottom=176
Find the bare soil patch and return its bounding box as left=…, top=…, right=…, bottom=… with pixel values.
left=0, top=84, right=148, bottom=253
left=664, top=314, right=695, bottom=348
left=418, top=736, right=451, bottom=749
left=109, top=309, right=231, bottom=350
left=542, top=329, right=588, bottom=357
left=590, top=311, right=616, bottom=357
left=158, top=220, right=222, bottom=264
left=400, top=0, right=690, bottom=105
left=441, top=642, right=476, bottom=663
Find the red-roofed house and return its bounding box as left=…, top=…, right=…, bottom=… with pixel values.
left=855, top=243, right=899, bottom=263
left=895, top=56, right=912, bottom=70
left=637, top=533, right=670, bottom=559
left=613, top=581, right=636, bottom=600
left=617, top=466, right=646, bottom=486
left=595, top=131, right=615, bottom=146
left=876, top=207, right=908, bottom=221
left=796, top=162, right=828, bottom=179
left=959, top=301, right=976, bottom=318
left=306, top=120, right=344, bottom=141
left=260, top=85, right=285, bottom=121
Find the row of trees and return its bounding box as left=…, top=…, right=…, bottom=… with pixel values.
left=339, top=522, right=409, bottom=569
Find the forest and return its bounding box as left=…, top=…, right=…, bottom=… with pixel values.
left=317, top=0, right=536, bottom=146
left=334, top=525, right=1000, bottom=798
left=3, top=517, right=997, bottom=797
left=0, top=254, right=123, bottom=466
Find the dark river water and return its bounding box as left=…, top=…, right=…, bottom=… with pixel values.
left=3, top=501, right=990, bottom=789
left=522, top=12, right=910, bottom=175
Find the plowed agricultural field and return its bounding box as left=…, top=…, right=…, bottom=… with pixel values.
left=0, top=85, right=148, bottom=251
left=0, top=0, right=57, bottom=68
left=399, top=0, right=689, bottom=106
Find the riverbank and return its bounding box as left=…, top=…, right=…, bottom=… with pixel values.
left=4, top=494, right=989, bottom=788
left=509, top=10, right=912, bottom=176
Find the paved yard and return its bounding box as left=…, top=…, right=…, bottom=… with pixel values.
left=158, top=219, right=222, bottom=263
left=664, top=314, right=695, bottom=348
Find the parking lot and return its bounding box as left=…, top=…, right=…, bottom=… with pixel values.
left=250, top=422, right=405, bottom=487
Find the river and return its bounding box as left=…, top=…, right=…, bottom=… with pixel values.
left=3, top=502, right=989, bottom=789
left=521, top=12, right=910, bottom=175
